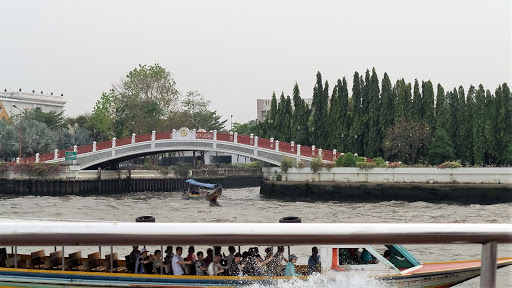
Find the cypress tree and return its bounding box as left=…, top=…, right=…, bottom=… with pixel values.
left=349, top=71, right=364, bottom=155
left=465, top=85, right=476, bottom=164
left=311, top=72, right=328, bottom=148
left=394, top=79, right=411, bottom=122
left=422, top=80, right=435, bottom=129
left=473, top=85, right=488, bottom=165
left=428, top=128, right=455, bottom=165
left=328, top=82, right=340, bottom=150
left=361, top=70, right=371, bottom=155
left=380, top=73, right=394, bottom=136
left=274, top=92, right=287, bottom=141
left=486, top=89, right=496, bottom=165
left=291, top=82, right=311, bottom=146
left=435, top=84, right=449, bottom=132
left=412, top=79, right=422, bottom=121
left=339, top=77, right=350, bottom=152
left=291, top=83, right=301, bottom=142
left=264, top=92, right=279, bottom=138
left=494, top=83, right=512, bottom=164
left=283, top=95, right=293, bottom=142
left=447, top=88, right=459, bottom=159
left=366, top=68, right=381, bottom=157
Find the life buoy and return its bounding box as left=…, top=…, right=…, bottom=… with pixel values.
left=136, top=216, right=155, bottom=222
left=279, top=216, right=302, bottom=223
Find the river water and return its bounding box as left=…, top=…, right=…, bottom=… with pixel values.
left=0, top=187, right=511, bottom=287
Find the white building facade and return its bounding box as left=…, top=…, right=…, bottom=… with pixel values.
left=0, top=89, right=66, bottom=120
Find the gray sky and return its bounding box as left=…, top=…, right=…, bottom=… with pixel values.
left=1, top=0, right=510, bottom=125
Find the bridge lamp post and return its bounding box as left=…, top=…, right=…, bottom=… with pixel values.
left=12, top=105, right=22, bottom=159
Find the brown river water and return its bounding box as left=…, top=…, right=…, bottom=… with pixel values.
left=0, top=187, right=511, bottom=287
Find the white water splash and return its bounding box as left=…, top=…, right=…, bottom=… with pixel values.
left=247, top=271, right=393, bottom=288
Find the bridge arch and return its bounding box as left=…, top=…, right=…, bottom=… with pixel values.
left=19, top=128, right=340, bottom=170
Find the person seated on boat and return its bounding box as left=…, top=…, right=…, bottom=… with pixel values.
left=225, top=246, right=236, bottom=267
left=207, top=253, right=225, bottom=276
left=195, top=251, right=208, bottom=276
left=284, top=254, right=302, bottom=277
left=226, top=252, right=245, bottom=276
left=190, top=185, right=201, bottom=195
left=203, top=248, right=214, bottom=268
left=185, top=246, right=197, bottom=275
left=163, top=246, right=174, bottom=274
left=172, top=246, right=193, bottom=275
left=308, top=246, right=321, bottom=274
left=255, top=253, right=273, bottom=276
left=135, top=248, right=151, bottom=274
left=152, top=249, right=163, bottom=274
left=266, top=246, right=286, bottom=276
left=383, top=249, right=405, bottom=267
left=361, top=248, right=379, bottom=264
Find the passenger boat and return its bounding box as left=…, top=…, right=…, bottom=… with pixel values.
left=0, top=222, right=510, bottom=287
left=182, top=179, right=222, bottom=204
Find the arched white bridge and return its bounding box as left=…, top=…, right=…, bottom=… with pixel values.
left=19, top=128, right=340, bottom=170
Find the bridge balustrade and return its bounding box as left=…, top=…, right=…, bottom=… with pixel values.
left=257, top=138, right=271, bottom=149
left=20, top=156, right=36, bottom=163
left=216, top=133, right=231, bottom=142
left=195, top=131, right=213, bottom=140
left=77, top=145, right=93, bottom=154
left=38, top=152, right=54, bottom=162
left=95, top=141, right=112, bottom=151
left=155, top=132, right=171, bottom=140
left=115, top=137, right=131, bottom=147
left=135, top=135, right=151, bottom=143
left=300, top=146, right=313, bottom=158
left=237, top=135, right=252, bottom=145
left=279, top=142, right=292, bottom=154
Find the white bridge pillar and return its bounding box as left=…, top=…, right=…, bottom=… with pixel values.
left=234, top=132, right=238, bottom=143
left=112, top=138, right=116, bottom=156
left=92, top=141, right=97, bottom=152
left=311, top=145, right=316, bottom=156
left=35, top=153, right=40, bottom=163
left=54, top=149, right=58, bottom=160
left=132, top=133, right=136, bottom=144
left=297, top=144, right=301, bottom=156
left=275, top=140, right=279, bottom=151
left=151, top=131, right=156, bottom=149
left=291, top=141, right=295, bottom=153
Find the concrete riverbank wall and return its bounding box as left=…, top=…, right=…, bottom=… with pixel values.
left=260, top=167, right=512, bottom=203
left=0, top=176, right=262, bottom=196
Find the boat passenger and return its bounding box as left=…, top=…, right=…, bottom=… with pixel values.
left=152, top=250, right=163, bottom=274
left=383, top=250, right=403, bottom=267
left=207, top=254, right=225, bottom=276
left=172, top=246, right=193, bottom=275
left=195, top=251, right=208, bottom=276
left=127, top=246, right=140, bottom=273
left=255, top=253, right=273, bottom=276
left=267, top=246, right=286, bottom=276
left=185, top=246, right=197, bottom=275
left=308, top=246, right=321, bottom=274
left=361, top=248, right=378, bottom=264
left=284, top=254, right=301, bottom=277
left=163, top=246, right=174, bottom=274
left=135, top=248, right=151, bottom=274
left=226, top=252, right=244, bottom=276
left=225, top=246, right=236, bottom=267
left=203, top=248, right=213, bottom=268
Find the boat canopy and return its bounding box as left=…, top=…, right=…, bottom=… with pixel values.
left=185, top=179, right=218, bottom=189
left=385, top=244, right=421, bottom=268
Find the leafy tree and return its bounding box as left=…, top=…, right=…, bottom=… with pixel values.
left=349, top=71, right=364, bottom=155
left=311, top=72, right=329, bottom=149
left=181, top=91, right=226, bottom=131
left=473, top=85, right=490, bottom=165
left=23, top=109, right=65, bottom=131
left=21, top=120, right=56, bottom=157
left=494, top=83, right=512, bottom=165
left=412, top=79, right=423, bottom=121
left=366, top=68, right=380, bottom=157
left=421, top=80, right=435, bottom=129
left=435, top=84, right=449, bottom=131
left=263, top=92, right=279, bottom=138
left=56, top=127, right=93, bottom=150
left=485, top=89, right=496, bottom=164
left=0, top=120, right=17, bottom=161
left=394, top=79, right=411, bottom=122
left=382, top=120, right=431, bottom=164
left=447, top=88, right=460, bottom=159
left=328, top=81, right=340, bottom=150
left=428, top=128, right=455, bottom=165
left=379, top=72, right=394, bottom=136
left=232, top=120, right=256, bottom=136
left=90, top=90, right=115, bottom=141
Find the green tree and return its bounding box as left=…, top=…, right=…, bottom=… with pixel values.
left=412, top=79, right=422, bottom=121
left=379, top=72, right=394, bottom=136
left=394, top=79, right=411, bottom=122
left=23, top=109, right=65, bottom=131
left=349, top=71, right=364, bottom=155
left=366, top=68, right=381, bottom=157
left=291, top=83, right=311, bottom=145
left=0, top=120, right=17, bottom=161
left=56, top=127, right=93, bottom=150
left=494, top=83, right=512, bottom=164
left=473, top=85, right=490, bottom=165
left=21, top=120, right=56, bottom=157
left=311, top=72, right=329, bottom=148
left=328, top=81, right=340, bottom=150
left=435, top=84, right=449, bottom=132
left=421, top=80, right=435, bottom=129
left=90, top=90, right=115, bottom=141
left=428, top=128, right=455, bottom=165
left=447, top=88, right=460, bottom=159
left=382, top=120, right=431, bottom=164
left=232, top=120, right=256, bottom=135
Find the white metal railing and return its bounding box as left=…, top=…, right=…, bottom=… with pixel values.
left=0, top=222, right=510, bottom=287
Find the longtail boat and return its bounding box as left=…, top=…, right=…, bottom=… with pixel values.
left=182, top=179, right=222, bottom=204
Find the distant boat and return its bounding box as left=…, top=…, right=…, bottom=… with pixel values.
left=182, top=179, right=222, bottom=204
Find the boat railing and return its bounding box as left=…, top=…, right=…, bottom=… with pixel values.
left=0, top=222, right=510, bottom=288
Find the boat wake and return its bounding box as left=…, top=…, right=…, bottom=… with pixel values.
left=247, top=271, right=392, bottom=288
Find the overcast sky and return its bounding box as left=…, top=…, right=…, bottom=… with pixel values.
left=1, top=0, right=510, bottom=125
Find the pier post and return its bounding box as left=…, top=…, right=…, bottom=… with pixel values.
left=480, top=241, right=498, bottom=288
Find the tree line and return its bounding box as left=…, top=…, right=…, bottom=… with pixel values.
left=0, top=64, right=226, bottom=161
left=237, top=69, right=511, bottom=166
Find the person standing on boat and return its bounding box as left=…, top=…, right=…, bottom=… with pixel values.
left=225, top=246, right=236, bottom=267
left=226, top=252, right=244, bottom=276
left=207, top=254, right=225, bottom=276
left=308, top=246, right=321, bottom=275
left=185, top=246, right=197, bottom=275
left=284, top=254, right=301, bottom=276
left=152, top=250, right=163, bottom=274
left=172, top=246, right=193, bottom=275
left=195, top=251, right=208, bottom=275
left=163, top=246, right=174, bottom=274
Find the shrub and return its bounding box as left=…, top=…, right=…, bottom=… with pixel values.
left=341, top=152, right=357, bottom=167
left=373, top=157, right=385, bottom=167
left=335, top=154, right=345, bottom=167
left=310, top=156, right=323, bottom=173
left=356, top=156, right=366, bottom=163
left=438, top=161, right=462, bottom=169
left=272, top=169, right=282, bottom=181
left=323, top=161, right=335, bottom=171
left=386, top=162, right=402, bottom=168
left=356, top=161, right=377, bottom=170
left=12, top=163, right=64, bottom=177
left=280, top=156, right=295, bottom=172
left=297, top=159, right=307, bottom=168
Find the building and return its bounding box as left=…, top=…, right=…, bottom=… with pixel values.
left=256, top=97, right=312, bottom=122
left=0, top=89, right=67, bottom=120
